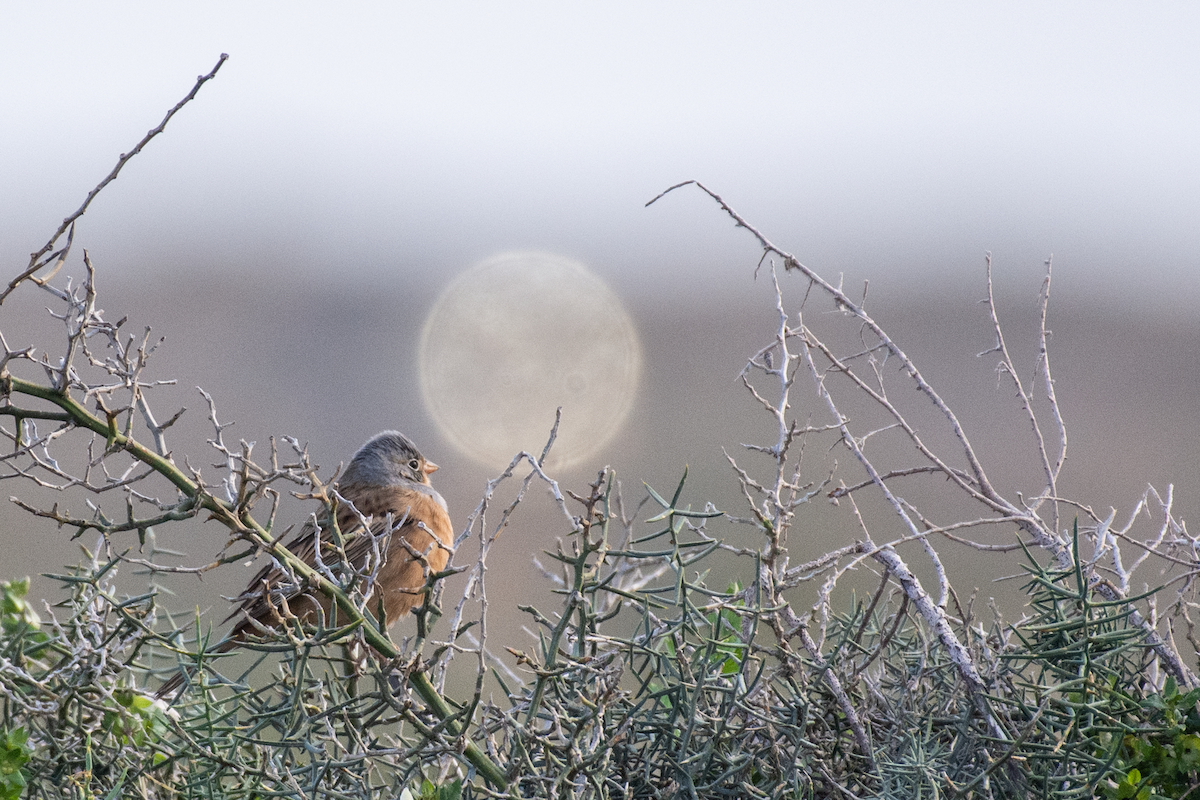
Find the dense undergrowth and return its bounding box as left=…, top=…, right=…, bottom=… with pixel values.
left=2, top=506, right=1198, bottom=798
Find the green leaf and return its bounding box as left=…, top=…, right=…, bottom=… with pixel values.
left=643, top=481, right=670, bottom=509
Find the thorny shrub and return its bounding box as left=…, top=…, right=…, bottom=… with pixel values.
left=2, top=59, right=1196, bottom=799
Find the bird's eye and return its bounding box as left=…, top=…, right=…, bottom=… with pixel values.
left=409, top=459, right=420, bottom=471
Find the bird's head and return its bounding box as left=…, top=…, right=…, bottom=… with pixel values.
left=342, top=430, right=438, bottom=487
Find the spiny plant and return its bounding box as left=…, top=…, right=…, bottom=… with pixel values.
left=3, top=56, right=1196, bottom=800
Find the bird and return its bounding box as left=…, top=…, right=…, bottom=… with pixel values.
left=156, top=430, right=453, bottom=698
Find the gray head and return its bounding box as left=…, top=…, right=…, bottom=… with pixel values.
left=340, top=430, right=438, bottom=487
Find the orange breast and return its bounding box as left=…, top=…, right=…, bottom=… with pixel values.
left=375, top=487, right=454, bottom=626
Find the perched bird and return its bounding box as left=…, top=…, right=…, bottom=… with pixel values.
left=157, top=430, right=453, bottom=697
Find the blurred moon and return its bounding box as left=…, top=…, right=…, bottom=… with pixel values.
left=418, top=252, right=642, bottom=471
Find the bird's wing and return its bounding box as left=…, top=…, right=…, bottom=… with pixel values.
left=224, top=487, right=452, bottom=634
left=223, top=508, right=390, bottom=628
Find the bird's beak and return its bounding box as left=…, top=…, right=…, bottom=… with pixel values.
left=423, top=461, right=439, bottom=475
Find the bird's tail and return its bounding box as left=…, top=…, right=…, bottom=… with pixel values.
left=155, top=636, right=239, bottom=699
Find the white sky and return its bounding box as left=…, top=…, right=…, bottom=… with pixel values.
left=2, top=2, right=1198, bottom=306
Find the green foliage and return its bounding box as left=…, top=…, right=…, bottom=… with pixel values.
left=1, top=578, right=46, bottom=649
left=1, top=580, right=38, bottom=799
left=0, top=727, right=32, bottom=800
left=495, top=469, right=821, bottom=798
left=1101, top=677, right=1200, bottom=800
left=0, top=548, right=464, bottom=798
left=5, top=475, right=1199, bottom=800
left=0, top=565, right=179, bottom=797
left=990, top=526, right=1154, bottom=796
left=401, top=777, right=463, bottom=800
left=7, top=479, right=1200, bottom=800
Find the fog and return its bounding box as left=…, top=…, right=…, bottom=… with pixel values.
left=2, top=3, right=1197, bottom=627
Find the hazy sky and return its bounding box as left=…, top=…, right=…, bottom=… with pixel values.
left=3, top=3, right=1198, bottom=306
